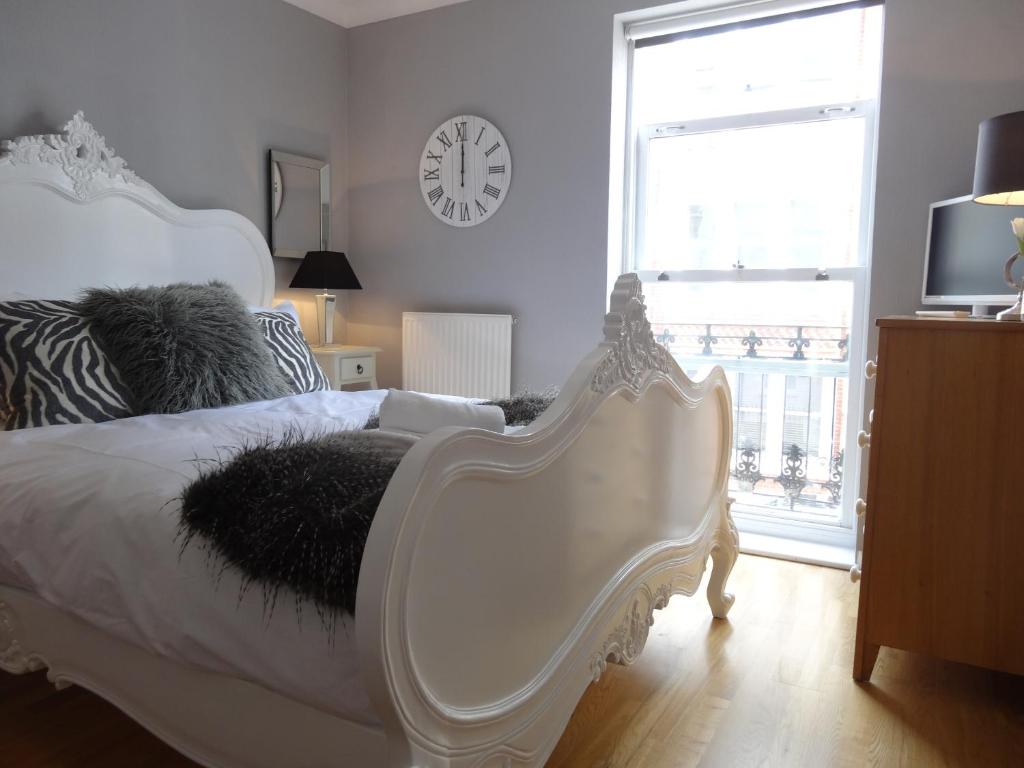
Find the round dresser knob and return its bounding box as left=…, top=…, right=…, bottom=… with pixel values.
left=864, top=360, right=877, bottom=379
left=855, top=499, right=867, bottom=517
left=857, top=431, right=871, bottom=449
left=850, top=565, right=862, bottom=583
left=356, top=364, right=364, bottom=374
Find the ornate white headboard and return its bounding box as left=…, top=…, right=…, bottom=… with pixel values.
left=0, top=113, right=273, bottom=305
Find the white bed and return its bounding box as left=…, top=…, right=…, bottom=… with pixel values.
left=0, top=114, right=739, bottom=768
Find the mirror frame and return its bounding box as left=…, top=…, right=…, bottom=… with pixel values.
left=268, top=149, right=330, bottom=260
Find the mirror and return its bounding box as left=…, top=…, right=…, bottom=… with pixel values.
left=269, top=150, right=330, bottom=259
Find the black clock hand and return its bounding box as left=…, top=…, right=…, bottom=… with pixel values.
left=460, top=142, right=465, bottom=188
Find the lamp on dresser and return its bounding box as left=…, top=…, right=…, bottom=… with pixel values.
left=972, top=109, right=1024, bottom=321
left=288, top=250, right=361, bottom=345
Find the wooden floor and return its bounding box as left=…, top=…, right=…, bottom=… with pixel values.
left=2, top=555, right=1022, bottom=767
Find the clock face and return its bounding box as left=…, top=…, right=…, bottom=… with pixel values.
left=419, top=115, right=511, bottom=228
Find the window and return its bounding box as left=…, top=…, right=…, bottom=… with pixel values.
left=624, top=1, right=884, bottom=539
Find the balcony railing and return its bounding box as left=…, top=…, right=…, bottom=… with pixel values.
left=653, top=321, right=850, bottom=523
left=652, top=322, right=849, bottom=363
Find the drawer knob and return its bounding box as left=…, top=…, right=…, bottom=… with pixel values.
left=865, top=360, right=877, bottom=379
left=849, top=565, right=862, bottom=583
left=857, top=430, right=871, bottom=449
left=356, top=364, right=364, bottom=374
left=855, top=498, right=867, bottom=517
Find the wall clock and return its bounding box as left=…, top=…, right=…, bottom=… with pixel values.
left=419, top=114, right=511, bottom=227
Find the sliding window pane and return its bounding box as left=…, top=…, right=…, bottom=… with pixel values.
left=638, top=117, right=866, bottom=271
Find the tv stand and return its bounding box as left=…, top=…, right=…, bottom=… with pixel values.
left=970, top=303, right=993, bottom=318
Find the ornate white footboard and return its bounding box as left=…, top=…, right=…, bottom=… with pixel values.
left=357, top=273, right=738, bottom=768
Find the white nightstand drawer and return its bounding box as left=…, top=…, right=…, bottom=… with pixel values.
left=310, top=345, right=381, bottom=389
left=340, top=355, right=374, bottom=382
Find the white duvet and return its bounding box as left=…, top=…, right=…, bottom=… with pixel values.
left=0, top=390, right=392, bottom=726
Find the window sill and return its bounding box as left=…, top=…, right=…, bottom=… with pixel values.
left=738, top=531, right=854, bottom=570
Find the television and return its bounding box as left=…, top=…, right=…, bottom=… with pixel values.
left=922, top=194, right=1024, bottom=313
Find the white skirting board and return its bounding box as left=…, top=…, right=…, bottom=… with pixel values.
left=402, top=312, right=512, bottom=399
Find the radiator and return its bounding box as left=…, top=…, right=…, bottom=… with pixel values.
left=402, top=312, right=512, bottom=399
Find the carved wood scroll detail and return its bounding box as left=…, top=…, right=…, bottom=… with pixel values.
left=592, top=274, right=674, bottom=394
left=0, top=111, right=139, bottom=200
left=0, top=602, right=44, bottom=674
left=590, top=582, right=672, bottom=683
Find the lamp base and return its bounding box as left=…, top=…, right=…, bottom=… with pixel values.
left=997, top=252, right=1024, bottom=321
left=315, top=293, right=337, bottom=344
left=996, top=297, right=1023, bottom=321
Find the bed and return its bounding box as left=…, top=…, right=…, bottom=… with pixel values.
left=0, top=114, right=738, bottom=768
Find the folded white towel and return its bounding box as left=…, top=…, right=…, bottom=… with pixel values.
left=378, top=389, right=506, bottom=435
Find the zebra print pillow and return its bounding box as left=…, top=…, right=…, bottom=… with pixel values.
left=0, top=300, right=134, bottom=430
left=254, top=310, right=330, bottom=394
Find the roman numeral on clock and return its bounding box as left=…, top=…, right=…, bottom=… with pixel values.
left=488, top=165, right=505, bottom=175
left=437, top=131, right=453, bottom=150
left=428, top=186, right=443, bottom=205
left=455, top=122, right=467, bottom=142
left=427, top=150, right=442, bottom=164
left=483, top=183, right=501, bottom=200
left=442, top=197, right=455, bottom=218
left=459, top=202, right=470, bottom=221
left=475, top=126, right=486, bottom=145
left=423, top=167, right=440, bottom=181
left=485, top=142, right=501, bottom=157
left=475, top=199, right=488, bottom=216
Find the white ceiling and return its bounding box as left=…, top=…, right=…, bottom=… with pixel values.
left=283, top=0, right=474, bottom=28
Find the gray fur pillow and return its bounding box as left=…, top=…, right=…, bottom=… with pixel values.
left=80, top=282, right=292, bottom=415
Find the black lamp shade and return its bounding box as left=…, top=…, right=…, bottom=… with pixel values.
left=973, top=110, right=1024, bottom=205
left=288, top=250, right=362, bottom=290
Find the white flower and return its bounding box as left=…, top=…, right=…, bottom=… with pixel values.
left=1013, top=217, right=1024, bottom=242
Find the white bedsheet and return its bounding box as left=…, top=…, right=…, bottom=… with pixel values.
left=0, top=390, right=391, bottom=726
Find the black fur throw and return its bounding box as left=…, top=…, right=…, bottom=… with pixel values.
left=484, top=391, right=558, bottom=426
left=179, top=428, right=411, bottom=624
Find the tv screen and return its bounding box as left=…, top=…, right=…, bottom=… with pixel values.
left=924, top=195, right=1024, bottom=302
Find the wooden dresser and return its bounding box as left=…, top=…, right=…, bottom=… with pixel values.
left=854, top=317, right=1024, bottom=681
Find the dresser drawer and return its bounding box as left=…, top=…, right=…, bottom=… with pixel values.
left=340, top=355, right=374, bottom=381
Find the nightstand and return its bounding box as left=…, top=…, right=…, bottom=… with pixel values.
left=310, top=345, right=381, bottom=390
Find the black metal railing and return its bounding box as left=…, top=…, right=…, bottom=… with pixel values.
left=732, top=443, right=845, bottom=510
left=652, top=322, right=850, bottom=363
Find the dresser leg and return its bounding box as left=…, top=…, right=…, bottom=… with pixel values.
left=853, top=641, right=879, bottom=682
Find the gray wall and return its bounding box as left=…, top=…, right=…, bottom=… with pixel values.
left=348, top=0, right=1024, bottom=392
left=0, top=0, right=349, bottom=330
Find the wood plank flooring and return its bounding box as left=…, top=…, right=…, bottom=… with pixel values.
left=2, top=555, right=1022, bottom=767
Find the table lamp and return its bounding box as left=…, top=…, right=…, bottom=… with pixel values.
left=288, top=250, right=362, bottom=345
left=972, top=109, right=1024, bottom=321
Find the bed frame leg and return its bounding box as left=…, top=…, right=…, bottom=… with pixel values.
left=706, top=504, right=738, bottom=619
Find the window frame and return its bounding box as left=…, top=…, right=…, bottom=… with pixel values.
left=622, top=18, right=881, bottom=540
